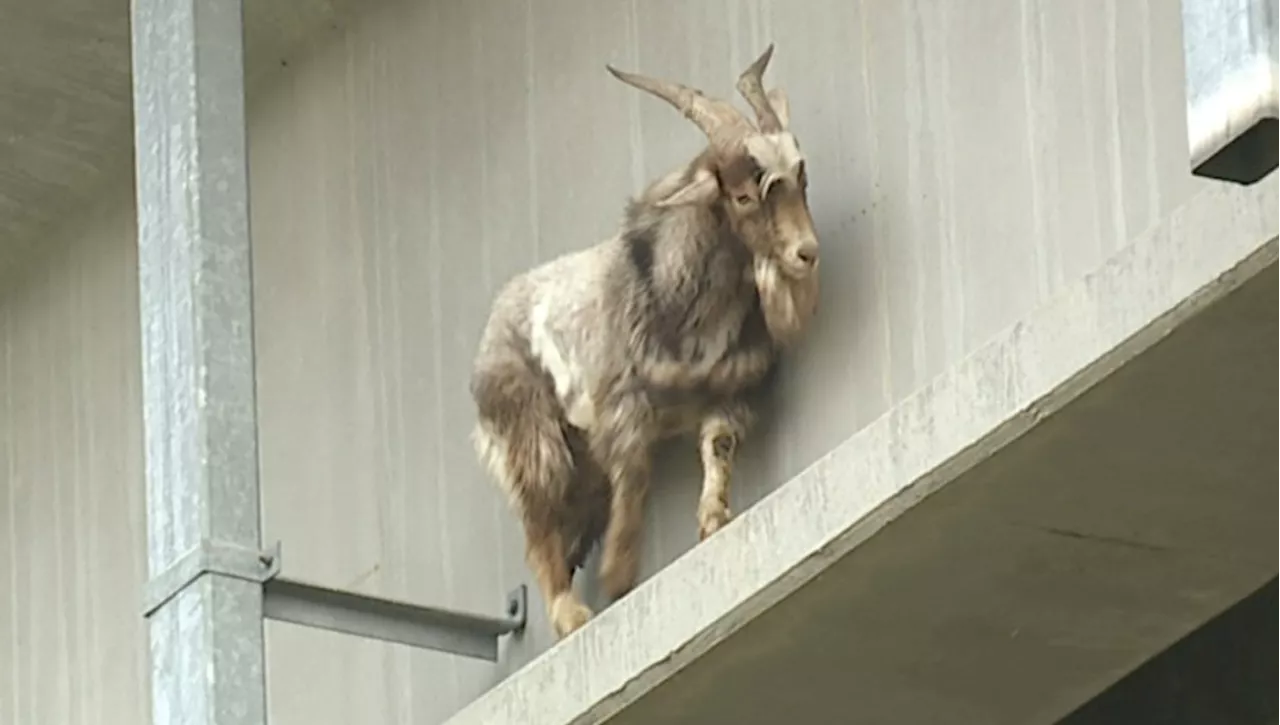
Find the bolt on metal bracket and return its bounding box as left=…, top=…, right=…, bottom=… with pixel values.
left=143, top=540, right=526, bottom=662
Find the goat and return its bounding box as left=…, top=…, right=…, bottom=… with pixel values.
left=469, top=44, right=820, bottom=639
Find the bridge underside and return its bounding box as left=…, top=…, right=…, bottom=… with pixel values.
left=607, top=245, right=1276, bottom=725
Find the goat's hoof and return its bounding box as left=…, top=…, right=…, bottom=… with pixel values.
left=698, top=503, right=732, bottom=541
left=551, top=594, right=593, bottom=638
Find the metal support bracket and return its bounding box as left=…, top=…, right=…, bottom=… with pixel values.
left=263, top=577, right=527, bottom=662
left=142, top=540, right=526, bottom=661
left=143, top=539, right=282, bottom=618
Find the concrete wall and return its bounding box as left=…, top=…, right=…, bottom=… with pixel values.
left=0, top=193, right=148, bottom=725
left=1, top=0, right=1210, bottom=723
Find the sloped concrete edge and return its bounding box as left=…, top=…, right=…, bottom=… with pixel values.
left=443, top=172, right=1279, bottom=725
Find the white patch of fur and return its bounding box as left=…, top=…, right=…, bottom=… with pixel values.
left=529, top=299, right=596, bottom=429
left=744, top=132, right=804, bottom=195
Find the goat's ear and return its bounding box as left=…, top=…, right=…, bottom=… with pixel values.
left=767, top=88, right=791, bottom=129
left=655, top=168, right=721, bottom=207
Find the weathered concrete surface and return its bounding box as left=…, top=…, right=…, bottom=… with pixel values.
left=0, top=0, right=376, bottom=277
left=443, top=174, right=1278, bottom=725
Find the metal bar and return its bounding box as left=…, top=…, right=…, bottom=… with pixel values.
left=263, top=578, right=527, bottom=661
left=129, top=0, right=267, bottom=724
left=1180, top=0, right=1278, bottom=184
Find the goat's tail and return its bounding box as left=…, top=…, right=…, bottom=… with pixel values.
left=470, top=352, right=575, bottom=511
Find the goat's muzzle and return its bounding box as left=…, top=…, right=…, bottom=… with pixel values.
left=782, top=238, right=820, bottom=278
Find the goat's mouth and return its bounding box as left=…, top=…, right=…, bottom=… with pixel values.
left=779, top=254, right=819, bottom=280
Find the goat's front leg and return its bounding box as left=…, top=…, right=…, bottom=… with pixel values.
left=697, top=416, right=736, bottom=540
left=696, top=402, right=754, bottom=540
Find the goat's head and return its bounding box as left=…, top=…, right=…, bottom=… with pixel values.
left=607, top=45, right=818, bottom=279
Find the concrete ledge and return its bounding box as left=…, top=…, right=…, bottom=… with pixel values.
left=444, top=172, right=1278, bottom=725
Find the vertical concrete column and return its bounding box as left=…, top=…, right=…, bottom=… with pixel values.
left=128, top=1, right=269, bottom=724
left=1181, top=0, right=1278, bottom=184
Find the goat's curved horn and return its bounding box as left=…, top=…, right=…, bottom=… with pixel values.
left=735, top=44, right=782, bottom=132
left=606, top=64, right=747, bottom=144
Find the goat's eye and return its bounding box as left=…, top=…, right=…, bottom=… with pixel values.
left=735, top=194, right=753, bottom=206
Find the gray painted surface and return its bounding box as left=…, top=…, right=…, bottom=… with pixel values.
left=0, top=0, right=376, bottom=276
left=0, top=1, right=1239, bottom=724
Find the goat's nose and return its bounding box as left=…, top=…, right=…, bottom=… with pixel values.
left=793, top=240, right=819, bottom=267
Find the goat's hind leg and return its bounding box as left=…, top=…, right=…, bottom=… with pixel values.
left=472, top=391, right=594, bottom=638
left=523, top=519, right=593, bottom=638
left=598, top=454, right=652, bottom=601
left=591, top=393, right=656, bottom=602
left=697, top=402, right=753, bottom=540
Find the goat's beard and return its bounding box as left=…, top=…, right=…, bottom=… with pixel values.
left=754, top=255, right=818, bottom=348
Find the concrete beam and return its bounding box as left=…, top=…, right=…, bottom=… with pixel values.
left=1180, top=0, right=1278, bottom=184
left=444, top=172, right=1278, bottom=725
left=129, top=2, right=270, bottom=724
left=1058, top=578, right=1277, bottom=725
